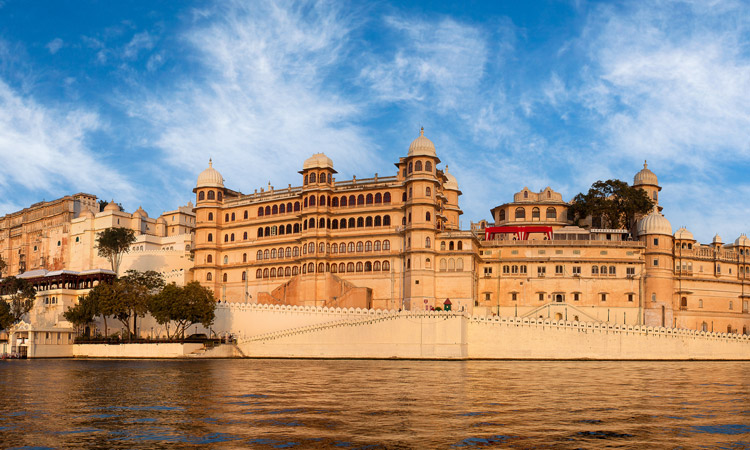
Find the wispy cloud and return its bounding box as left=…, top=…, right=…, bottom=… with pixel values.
left=129, top=0, right=378, bottom=193
left=46, top=38, right=63, bottom=54
left=0, top=79, right=134, bottom=207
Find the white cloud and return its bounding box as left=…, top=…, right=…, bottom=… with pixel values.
left=46, top=38, right=63, bottom=54
left=129, top=0, right=379, bottom=192
left=0, top=79, right=134, bottom=210
left=123, top=31, right=154, bottom=60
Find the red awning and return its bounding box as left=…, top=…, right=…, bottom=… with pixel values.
left=485, top=226, right=554, bottom=241
left=443, top=299, right=452, bottom=305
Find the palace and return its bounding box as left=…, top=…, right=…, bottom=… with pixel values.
left=194, top=130, right=749, bottom=334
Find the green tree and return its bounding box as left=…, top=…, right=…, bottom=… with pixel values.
left=96, top=227, right=136, bottom=276
left=0, top=277, right=36, bottom=330
left=121, top=270, right=164, bottom=340
left=570, top=179, right=655, bottom=230
left=63, top=294, right=97, bottom=336
left=149, top=281, right=216, bottom=339
left=0, top=255, right=7, bottom=278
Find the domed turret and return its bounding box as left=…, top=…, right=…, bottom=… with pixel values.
left=674, top=227, right=694, bottom=241
left=407, top=127, right=436, bottom=158
left=734, top=234, right=750, bottom=247
left=713, top=234, right=723, bottom=246
left=197, top=159, right=224, bottom=188
left=443, top=166, right=459, bottom=191
left=133, top=206, right=148, bottom=218
left=634, top=160, right=658, bottom=186
left=80, top=208, right=95, bottom=219
left=303, top=153, right=334, bottom=171
left=637, top=210, right=672, bottom=236
left=103, top=200, right=120, bottom=212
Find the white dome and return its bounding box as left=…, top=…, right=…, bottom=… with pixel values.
left=103, top=200, right=120, bottom=212
left=713, top=234, right=723, bottom=245
left=634, top=160, right=658, bottom=186
left=407, top=128, right=436, bottom=158
left=132, top=206, right=148, bottom=218
left=444, top=166, right=459, bottom=191
left=197, top=159, right=224, bottom=188
left=735, top=234, right=750, bottom=246
left=637, top=210, right=672, bottom=236
left=674, top=227, right=694, bottom=241
left=303, top=153, right=334, bottom=171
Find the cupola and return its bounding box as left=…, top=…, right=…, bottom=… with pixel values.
left=196, top=159, right=224, bottom=188
left=407, top=127, right=436, bottom=158
left=634, top=160, right=658, bottom=186
left=637, top=210, right=672, bottom=236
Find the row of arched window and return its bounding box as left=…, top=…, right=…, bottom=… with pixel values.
left=303, top=172, right=332, bottom=185
left=440, top=241, right=463, bottom=251
left=249, top=260, right=393, bottom=279
left=257, top=202, right=302, bottom=217
left=197, top=190, right=223, bottom=202
left=438, top=258, right=464, bottom=271
left=253, top=240, right=392, bottom=261
left=407, top=160, right=433, bottom=174
left=303, top=192, right=392, bottom=208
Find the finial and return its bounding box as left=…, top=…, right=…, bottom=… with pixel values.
left=209, top=158, right=213, bottom=168
left=420, top=126, right=424, bottom=136
left=643, top=159, right=647, bottom=169
left=445, top=164, right=449, bottom=172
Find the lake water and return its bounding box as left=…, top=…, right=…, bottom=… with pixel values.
left=1, top=359, right=749, bottom=449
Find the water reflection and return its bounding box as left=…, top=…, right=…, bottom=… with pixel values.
left=1, top=360, right=749, bottom=449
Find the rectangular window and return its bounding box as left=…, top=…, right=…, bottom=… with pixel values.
left=511, top=293, right=517, bottom=301
left=626, top=267, right=635, bottom=276
left=483, top=267, right=492, bottom=275
left=484, top=293, right=491, bottom=301
left=717, top=264, right=721, bottom=274
left=572, top=266, right=581, bottom=275
left=654, top=238, right=659, bottom=246
left=520, top=265, right=527, bottom=274
left=653, top=258, right=659, bottom=266
left=538, top=250, right=546, bottom=255
left=555, top=250, right=563, bottom=255
left=538, top=293, right=545, bottom=301
left=574, top=293, right=580, bottom=301
left=601, top=293, right=607, bottom=302
left=555, top=265, right=563, bottom=275
left=729, top=301, right=733, bottom=310
left=628, top=294, right=634, bottom=302
left=537, top=266, right=546, bottom=277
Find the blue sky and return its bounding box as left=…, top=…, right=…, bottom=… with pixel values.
left=0, top=0, right=748, bottom=243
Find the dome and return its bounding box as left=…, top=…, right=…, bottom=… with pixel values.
left=674, top=227, right=694, bottom=241
left=637, top=210, right=672, bottom=236
left=634, top=160, right=658, bottom=186
left=133, top=206, right=148, bottom=218
left=302, top=153, right=334, bottom=171
left=157, top=217, right=167, bottom=224
left=80, top=208, right=95, bottom=219
left=443, top=166, right=459, bottom=191
left=735, top=234, right=750, bottom=246
left=713, top=234, right=723, bottom=245
left=197, top=159, right=224, bottom=188
left=103, top=200, right=119, bottom=212
left=407, top=127, right=436, bottom=158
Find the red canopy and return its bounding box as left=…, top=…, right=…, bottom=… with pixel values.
left=485, top=226, right=553, bottom=241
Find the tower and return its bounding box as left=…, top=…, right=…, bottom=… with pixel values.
left=637, top=210, right=674, bottom=327
left=193, top=159, right=225, bottom=298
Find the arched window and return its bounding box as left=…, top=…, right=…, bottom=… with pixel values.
left=345, top=218, right=352, bottom=228
left=357, top=194, right=364, bottom=205
left=449, top=241, right=455, bottom=250
left=338, top=218, right=345, bottom=229
left=309, top=173, right=316, bottom=183
left=285, top=247, right=291, bottom=258
left=364, top=261, right=372, bottom=272
left=441, top=241, right=446, bottom=251
left=383, top=215, right=391, bottom=226
left=592, top=265, right=599, bottom=275
left=271, top=249, right=277, bottom=259
left=307, top=243, right=314, bottom=254
left=366, top=194, right=373, bottom=204
left=208, top=191, right=215, bottom=200
left=532, top=207, right=540, bottom=219
left=355, top=262, right=363, bottom=272
left=408, top=162, right=413, bottom=173
left=349, top=195, right=356, bottom=206
left=341, top=196, right=348, bottom=207
left=224, top=234, right=229, bottom=242
left=365, top=216, right=372, bottom=227
left=263, top=268, right=269, bottom=277
left=304, top=198, right=308, bottom=208
left=546, top=207, right=556, bottom=219
left=257, top=228, right=263, bottom=238
left=292, top=266, right=299, bottom=275
left=294, top=202, right=301, bottom=212
left=415, top=161, right=423, bottom=171
left=285, top=267, right=291, bottom=276
left=383, top=261, right=390, bottom=271
left=365, top=241, right=372, bottom=252
left=515, top=207, right=525, bottom=220
left=383, top=240, right=390, bottom=250
left=309, top=196, right=316, bottom=207
left=374, top=241, right=381, bottom=251
left=223, top=273, right=228, bottom=282
left=293, top=223, right=300, bottom=233
left=457, top=258, right=464, bottom=271
left=375, top=193, right=382, bottom=204
left=293, top=247, right=300, bottom=257
left=601, top=265, right=607, bottom=275
left=199, top=191, right=205, bottom=201
left=231, top=212, right=236, bottom=221
left=347, top=242, right=354, bottom=253
left=357, top=217, right=364, bottom=227
left=269, top=268, right=276, bottom=277
left=319, top=195, right=326, bottom=206
left=270, top=205, right=276, bottom=215
left=426, top=187, right=431, bottom=197
left=242, top=253, right=247, bottom=263
left=355, top=241, right=363, bottom=252
left=279, top=226, right=285, bottom=236
left=331, top=264, right=338, bottom=273
left=319, top=242, right=325, bottom=253
left=242, top=271, right=247, bottom=281
left=231, top=233, right=235, bottom=242
left=207, top=233, right=213, bottom=242
left=262, top=206, right=269, bottom=216
left=243, top=232, right=248, bottom=240
left=206, top=272, right=213, bottom=281
left=318, top=262, right=325, bottom=273
left=319, top=218, right=325, bottom=228
left=609, top=266, right=616, bottom=275
left=257, top=207, right=265, bottom=217
left=309, top=218, right=315, bottom=229
left=339, top=243, right=346, bottom=253
left=426, top=212, right=431, bottom=222
left=207, top=254, right=213, bottom=263
left=256, top=269, right=262, bottom=279
left=499, top=209, right=506, bottom=221
left=384, top=193, right=391, bottom=203
left=256, top=250, right=262, bottom=260
left=457, top=241, right=463, bottom=250
left=332, top=197, right=339, bottom=207
left=308, top=262, right=314, bottom=273
left=425, top=161, right=432, bottom=172
left=425, top=237, right=431, bottom=248
left=264, top=250, right=270, bottom=259
left=426, top=258, right=431, bottom=269
left=440, top=259, right=447, bottom=271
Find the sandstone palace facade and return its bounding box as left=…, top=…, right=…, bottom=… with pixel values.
left=193, top=130, right=749, bottom=334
